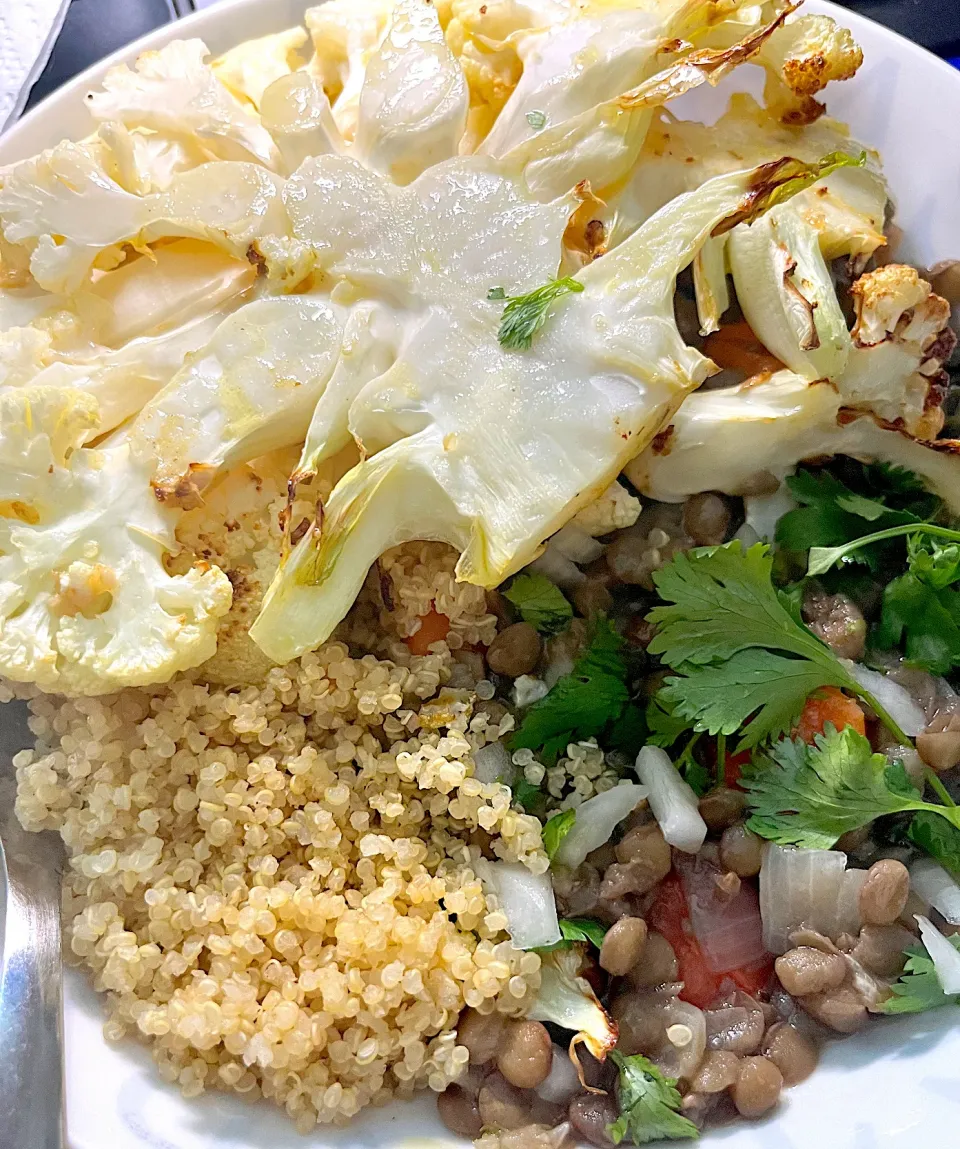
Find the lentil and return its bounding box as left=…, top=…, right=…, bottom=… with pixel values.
left=732, top=1057, right=782, bottom=1118
left=775, top=948, right=847, bottom=997
left=858, top=860, right=910, bottom=926
left=599, top=917, right=648, bottom=977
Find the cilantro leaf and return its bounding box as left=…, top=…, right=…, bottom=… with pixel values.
left=908, top=811, right=960, bottom=874
left=542, top=809, right=576, bottom=861
left=776, top=467, right=919, bottom=570
left=878, top=937, right=960, bottom=1015
left=607, top=1052, right=699, bottom=1145
left=874, top=571, right=960, bottom=675
left=808, top=523, right=960, bottom=579
left=489, top=276, right=584, bottom=351
left=504, top=572, right=573, bottom=635
left=512, top=778, right=543, bottom=813
left=535, top=917, right=608, bottom=953
left=743, top=725, right=960, bottom=848
left=646, top=696, right=695, bottom=748
left=646, top=542, right=909, bottom=748
left=513, top=618, right=629, bottom=764
left=907, top=534, right=960, bottom=591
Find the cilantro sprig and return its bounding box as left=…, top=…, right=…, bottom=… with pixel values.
left=743, top=725, right=960, bottom=849
left=536, top=917, right=608, bottom=954
left=504, top=572, right=573, bottom=635
left=878, top=935, right=960, bottom=1015
left=542, top=809, right=576, bottom=861
left=513, top=618, right=631, bottom=763
left=646, top=542, right=910, bottom=748
left=607, top=1052, right=698, bottom=1145
left=808, top=522, right=960, bottom=579
left=488, top=276, right=584, bottom=350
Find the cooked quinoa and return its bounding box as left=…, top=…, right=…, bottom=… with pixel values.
left=10, top=457, right=546, bottom=1131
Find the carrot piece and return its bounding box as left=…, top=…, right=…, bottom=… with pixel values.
left=405, top=607, right=451, bottom=655
left=702, top=320, right=785, bottom=377
left=794, top=686, right=866, bottom=743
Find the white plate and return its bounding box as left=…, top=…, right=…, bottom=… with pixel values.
left=2, top=3, right=960, bottom=1147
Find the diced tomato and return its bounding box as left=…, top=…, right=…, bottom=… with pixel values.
left=723, top=750, right=751, bottom=790
left=729, top=958, right=775, bottom=998
left=701, top=320, right=785, bottom=377
left=649, top=873, right=774, bottom=1008
left=795, top=686, right=866, bottom=743
left=405, top=608, right=451, bottom=655
left=649, top=874, right=721, bottom=1009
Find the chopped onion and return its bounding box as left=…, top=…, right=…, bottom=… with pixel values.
left=512, top=675, right=549, bottom=709
left=550, top=524, right=606, bottom=566
left=535, top=1048, right=581, bottom=1104
left=477, top=860, right=561, bottom=950
left=843, top=661, right=927, bottom=737
left=553, top=783, right=648, bottom=870
left=634, top=746, right=707, bottom=853
left=759, top=844, right=848, bottom=954
left=916, top=914, right=960, bottom=994
left=909, top=858, right=960, bottom=925
left=743, top=482, right=798, bottom=543
left=528, top=548, right=586, bottom=589
left=835, top=867, right=867, bottom=938
left=473, top=741, right=514, bottom=786
left=678, top=854, right=767, bottom=972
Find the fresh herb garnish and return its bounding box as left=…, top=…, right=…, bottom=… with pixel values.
left=872, top=530, right=960, bottom=674
left=647, top=542, right=910, bottom=748
left=525, top=109, right=548, bottom=130
left=512, top=777, right=543, bottom=812
left=877, top=935, right=960, bottom=1015
left=536, top=916, right=609, bottom=954
left=513, top=617, right=630, bottom=763
left=488, top=276, right=584, bottom=350
left=908, top=810, right=960, bottom=874
left=542, top=809, right=576, bottom=861
left=607, top=1052, right=699, bottom=1144
left=777, top=467, right=921, bottom=571
left=743, top=725, right=960, bottom=849
left=808, top=522, right=960, bottom=579
left=504, top=572, right=573, bottom=635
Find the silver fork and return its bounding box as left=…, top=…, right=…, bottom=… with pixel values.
left=0, top=726, right=64, bottom=1149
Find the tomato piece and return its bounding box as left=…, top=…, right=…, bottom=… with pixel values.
left=729, top=958, right=775, bottom=998
left=723, top=750, right=751, bottom=790
left=795, top=686, right=866, bottom=743
left=405, top=608, right=451, bottom=655
left=701, top=320, right=784, bottom=377
left=648, top=874, right=721, bottom=1009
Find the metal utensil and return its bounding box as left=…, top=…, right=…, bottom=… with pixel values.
left=0, top=716, right=64, bottom=1149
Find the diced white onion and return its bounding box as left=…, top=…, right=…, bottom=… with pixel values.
left=512, top=675, right=549, bottom=709
left=535, top=1049, right=581, bottom=1104
left=553, top=783, right=648, bottom=870
left=909, top=857, right=960, bottom=925
left=634, top=746, right=707, bottom=853
left=916, top=914, right=960, bottom=994
left=550, top=524, right=606, bottom=565
left=835, top=867, right=867, bottom=938
left=477, top=860, right=561, bottom=950
left=678, top=855, right=767, bottom=972
left=743, top=481, right=798, bottom=543
left=843, top=661, right=927, bottom=737
left=473, top=741, right=514, bottom=786
left=528, top=548, right=586, bottom=589
left=759, top=844, right=848, bottom=954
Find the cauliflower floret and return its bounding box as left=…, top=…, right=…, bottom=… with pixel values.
left=851, top=264, right=951, bottom=349
left=844, top=264, right=956, bottom=437
left=212, top=26, right=309, bottom=109
left=0, top=388, right=232, bottom=695
left=572, top=480, right=641, bottom=536
left=758, top=14, right=862, bottom=124
left=0, top=142, right=286, bottom=292
left=304, top=0, right=395, bottom=141
left=86, top=39, right=280, bottom=169
left=97, top=121, right=213, bottom=195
